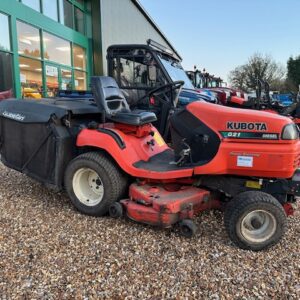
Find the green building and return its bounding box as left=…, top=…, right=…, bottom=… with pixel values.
left=0, top=0, right=178, bottom=99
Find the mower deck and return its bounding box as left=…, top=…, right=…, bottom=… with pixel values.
left=120, top=183, right=221, bottom=227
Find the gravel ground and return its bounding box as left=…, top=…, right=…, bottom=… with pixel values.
left=0, top=163, right=299, bottom=299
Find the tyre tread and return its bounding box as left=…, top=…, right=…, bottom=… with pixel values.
left=224, top=191, right=287, bottom=251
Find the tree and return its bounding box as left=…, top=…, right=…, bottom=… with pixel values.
left=287, top=56, right=300, bottom=91
left=229, top=53, right=285, bottom=92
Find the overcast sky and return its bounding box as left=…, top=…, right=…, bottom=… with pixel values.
left=139, top=0, right=300, bottom=82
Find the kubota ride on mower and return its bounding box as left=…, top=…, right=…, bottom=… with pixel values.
left=0, top=76, right=299, bottom=251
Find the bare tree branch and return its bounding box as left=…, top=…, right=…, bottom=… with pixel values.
left=229, top=53, right=286, bottom=92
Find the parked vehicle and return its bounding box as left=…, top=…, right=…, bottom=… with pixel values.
left=272, top=93, right=295, bottom=106
left=186, top=68, right=245, bottom=105
left=57, top=90, right=93, bottom=99
left=107, top=40, right=217, bottom=106
left=186, top=68, right=227, bottom=89
left=0, top=76, right=299, bottom=251
left=227, top=79, right=300, bottom=128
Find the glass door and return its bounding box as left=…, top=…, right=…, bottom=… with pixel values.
left=45, top=64, right=59, bottom=97
left=60, top=68, right=73, bottom=91
left=44, top=64, right=73, bottom=97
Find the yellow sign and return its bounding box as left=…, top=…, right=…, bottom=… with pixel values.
left=245, top=181, right=261, bottom=189
left=153, top=131, right=165, bottom=147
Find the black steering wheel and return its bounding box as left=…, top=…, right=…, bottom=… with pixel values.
left=139, top=81, right=185, bottom=108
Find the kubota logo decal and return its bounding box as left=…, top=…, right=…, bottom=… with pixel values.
left=227, top=122, right=267, bottom=131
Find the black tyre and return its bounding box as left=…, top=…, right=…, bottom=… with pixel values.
left=224, top=191, right=287, bottom=251
left=179, top=219, right=197, bottom=238
left=65, top=152, right=127, bottom=216
left=109, top=202, right=123, bottom=218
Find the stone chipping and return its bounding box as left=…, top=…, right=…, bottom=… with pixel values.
left=0, top=164, right=299, bottom=299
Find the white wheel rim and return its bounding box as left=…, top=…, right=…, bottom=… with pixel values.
left=239, top=209, right=277, bottom=243
left=72, top=168, right=104, bottom=206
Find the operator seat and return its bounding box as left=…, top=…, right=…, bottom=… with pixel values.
left=91, top=76, right=157, bottom=126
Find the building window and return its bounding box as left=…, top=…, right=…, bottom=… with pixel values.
left=17, top=21, right=41, bottom=58
left=74, top=70, right=86, bottom=91
left=43, top=0, right=59, bottom=21
left=14, top=7, right=88, bottom=97
left=60, top=0, right=74, bottom=29
left=61, top=69, right=73, bottom=90
left=59, top=0, right=85, bottom=34
left=0, top=13, right=14, bottom=96
left=0, top=52, right=14, bottom=95
left=74, top=7, right=84, bottom=34
left=43, top=32, right=71, bottom=66
left=45, top=65, right=59, bottom=97
left=0, top=13, right=11, bottom=52
left=75, top=0, right=84, bottom=6
left=20, top=0, right=86, bottom=35
left=73, top=44, right=86, bottom=70
left=73, top=44, right=87, bottom=91
left=19, top=56, right=43, bottom=98
left=21, top=0, right=41, bottom=12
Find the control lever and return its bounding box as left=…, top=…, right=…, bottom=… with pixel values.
left=171, top=140, right=191, bottom=166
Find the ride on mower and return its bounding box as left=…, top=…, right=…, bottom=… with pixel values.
left=0, top=76, right=299, bottom=251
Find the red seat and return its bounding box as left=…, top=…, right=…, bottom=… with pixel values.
left=0, top=89, right=13, bottom=100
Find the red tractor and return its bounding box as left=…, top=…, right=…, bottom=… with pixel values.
left=227, top=79, right=300, bottom=128
left=0, top=76, right=299, bottom=251
left=186, top=68, right=246, bottom=106
left=188, top=70, right=300, bottom=128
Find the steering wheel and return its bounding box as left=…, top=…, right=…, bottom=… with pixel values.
left=139, top=81, right=185, bottom=108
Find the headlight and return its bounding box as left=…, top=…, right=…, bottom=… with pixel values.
left=282, top=124, right=299, bottom=140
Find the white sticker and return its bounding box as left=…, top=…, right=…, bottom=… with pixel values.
left=237, top=156, right=253, bottom=167
left=20, top=73, right=26, bottom=83
left=46, top=65, right=58, bottom=77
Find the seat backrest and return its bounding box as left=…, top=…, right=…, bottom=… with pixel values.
left=91, top=76, right=130, bottom=116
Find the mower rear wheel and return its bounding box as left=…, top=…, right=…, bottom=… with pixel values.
left=224, top=191, right=287, bottom=251
left=65, top=152, right=127, bottom=216
left=179, top=219, right=197, bottom=238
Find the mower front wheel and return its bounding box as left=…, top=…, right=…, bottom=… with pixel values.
left=179, top=219, right=197, bottom=238
left=224, top=191, right=287, bottom=251
left=65, top=152, right=127, bottom=216
left=109, top=202, right=123, bottom=219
